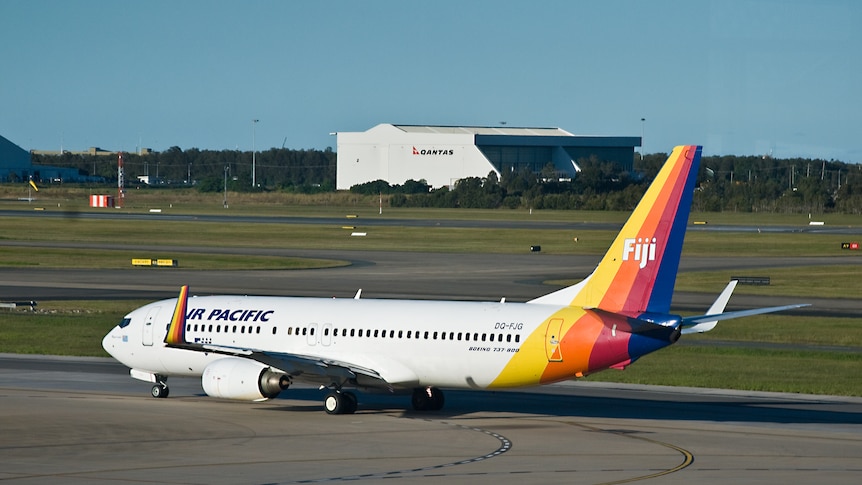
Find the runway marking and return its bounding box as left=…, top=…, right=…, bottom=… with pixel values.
left=553, top=419, right=695, bottom=484
left=290, top=418, right=512, bottom=483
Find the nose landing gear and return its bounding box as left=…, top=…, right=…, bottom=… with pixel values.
left=151, top=376, right=169, bottom=398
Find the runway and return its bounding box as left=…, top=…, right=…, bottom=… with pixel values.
left=1, top=353, right=861, bottom=484
left=5, top=207, right=862, bottom=234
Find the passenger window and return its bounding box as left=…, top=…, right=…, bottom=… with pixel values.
left=273, top=327, right=278, bottom=335
left=506, top=334, right=512, bottom=342
left=302, top=328, right=307, bottom=336
left=374, top=330, right=379, bottom=338
left=515, top=334, right=520, bottom=343
left=232, top=325, right=237, bottom=333
left=441, top=332, right=446, bottom=340
left=433, top=331, right=438, bottom=340
left=398, top=330, right=403, bottom=338
left=216, top=325, right=221, bottom=332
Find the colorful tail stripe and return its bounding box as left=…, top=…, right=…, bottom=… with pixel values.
left=491, top=147, right=700, bottom=388
left=570, top=145, right=701, bottom=314
left=164, top=285, right=189, bottom=345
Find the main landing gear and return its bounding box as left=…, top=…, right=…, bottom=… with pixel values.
left=321, top=386, right=445, bottom=414
left=411, top=386, right=444, bottom=411
left=150, top=375, right=169, bottom=398
left=323, top=390, right=358, bottom=415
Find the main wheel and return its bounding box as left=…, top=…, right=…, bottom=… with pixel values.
left=342, top=391, right=358, bottom=414
left=429, top=388, right=444, bottom=410
left=411, top=388, right=429, bottom=411
left=411, top=387, right=444, bottom=411
left=324, top=391, right=358, bottom=415
left=324, top=392, right=341, bottom=414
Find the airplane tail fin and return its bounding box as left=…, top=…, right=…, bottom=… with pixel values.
left=530, top=145, right=702, bottom=315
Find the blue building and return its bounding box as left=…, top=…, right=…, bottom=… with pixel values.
left=0, top=134, right=98, bottom=183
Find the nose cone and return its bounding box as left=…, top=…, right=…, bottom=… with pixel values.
left=102, top=326, right=122, bottom=361
left=102, top=329, right=115, bottom=357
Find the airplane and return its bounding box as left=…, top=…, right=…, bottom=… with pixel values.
left=102, top=145, right=807, bottom=414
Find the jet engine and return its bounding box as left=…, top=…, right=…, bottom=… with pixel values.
left=201, top=357, right=290, bottom=401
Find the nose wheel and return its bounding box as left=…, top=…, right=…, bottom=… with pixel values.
left=151, top=377, right=169, bottom=398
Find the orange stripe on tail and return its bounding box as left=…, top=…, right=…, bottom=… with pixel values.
left=164, top=285, right=189, bottom=345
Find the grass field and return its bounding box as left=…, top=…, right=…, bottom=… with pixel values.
left=1, top=196, right=860, bottom=396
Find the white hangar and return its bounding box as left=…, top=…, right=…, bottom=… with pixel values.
left=335, top=123, right=641, bottom=190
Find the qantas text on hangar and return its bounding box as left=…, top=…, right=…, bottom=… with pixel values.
left=412, top=146, right=455, bottom=156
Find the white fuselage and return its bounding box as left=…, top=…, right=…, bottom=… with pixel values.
left=102, top=294, right=566, bottom=390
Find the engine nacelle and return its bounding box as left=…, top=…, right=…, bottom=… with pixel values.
left=201, top=358, right=290, bottom=401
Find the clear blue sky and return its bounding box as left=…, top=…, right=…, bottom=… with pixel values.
left=2, top=0, right=859, bottom=161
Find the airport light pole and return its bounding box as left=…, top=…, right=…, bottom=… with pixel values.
left=223, top=165, right=229, bottom=208
left=252, top=119, right=259, bottom=188
left=640, top=117, right=645, bottom=161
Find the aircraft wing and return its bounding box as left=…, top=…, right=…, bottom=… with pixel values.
left=241, top=348, right=389, bottom=389
left=173, top=341, right=391, bottom=390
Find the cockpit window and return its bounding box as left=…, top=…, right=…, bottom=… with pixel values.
left=118, top=317, right=132, bottom=329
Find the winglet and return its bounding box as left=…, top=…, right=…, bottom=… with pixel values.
left=164, top=285, right=189, bottom=345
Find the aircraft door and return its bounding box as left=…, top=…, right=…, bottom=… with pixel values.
left=544, top=318, right=564, bottom=362
left=321, top=323, right=332, bottom=346
left=307, top=323, right=318, bottom=346
left=143, top=307, right=161, bottom=347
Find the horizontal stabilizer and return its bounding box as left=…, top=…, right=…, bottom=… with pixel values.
left=681, top=280, right=738, bottom=334
left=681, top=303, right=810, bottom=334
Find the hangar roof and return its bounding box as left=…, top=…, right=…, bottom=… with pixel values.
left=393, top=125, right=574, bottom=137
